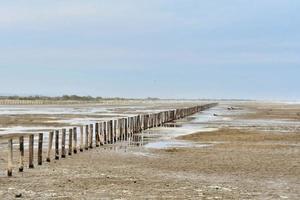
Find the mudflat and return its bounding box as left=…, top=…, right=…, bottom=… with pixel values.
left=0, top=101, right=299, bottom=199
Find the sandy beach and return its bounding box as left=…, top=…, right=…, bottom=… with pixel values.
left=0, top=101, right=299, bottom=199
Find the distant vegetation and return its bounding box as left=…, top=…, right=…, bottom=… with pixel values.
left=0, top=95, right=252, bottom=102
left=0, top=95, right=161, bottom=101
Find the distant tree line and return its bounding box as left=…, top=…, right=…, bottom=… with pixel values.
left=0, top=95, right=161, bottom=101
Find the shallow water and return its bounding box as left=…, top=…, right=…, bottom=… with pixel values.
left=0, top=104, right=171, bottom=135
left=144, top=140, right=212, bottom=149
left=136, top=104, right=300, bottom=150
left=140, top=106, right=226, bottom=149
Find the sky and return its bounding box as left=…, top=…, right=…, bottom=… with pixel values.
left=0, top=0, right=299, bottom=100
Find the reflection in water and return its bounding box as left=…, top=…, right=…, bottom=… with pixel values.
left=162, top=123, right=182, bottom=128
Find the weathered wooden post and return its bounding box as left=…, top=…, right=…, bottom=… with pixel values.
left=144, top=114, right=148, bottom=129
left=73, top=127, right=77, bottom=154
left=7, top=138, right=13, bottom=176
left=136, top=115, right=140, bottom=132
left=111, top=120, right=114, bottom=142
left=113, top=120, right=117, bottom=143
left=120, top=119, right=124, bottom=141
left=61, top=129, right=66, bottom=158
left=99, top=122, right=104, bottom=145
left=19, top=136, right=24, bottom=172
left=68, top=128, right=73, bottom=156
left=85, top=125, right=89, bottom=150
left=124, top=118, right=128, bottom=140
left=46, top=131, right=54, bottom=162
left=137, top=115, right=141, bottom=131
left=29, top=134, right=34, bottom=168
left=38, top=133, right=43, bottom=165
left=89, top=124, right=93, bottom=148
left=107, top=120, right=111, bottom=144
left=95, top=123, right=100, bottom=147
left=121, top=118, right=124, bottom=141
left=116, top=119, right=120, bottom=141
left=80, top=126, right=84, bottom=152
left=103, top=121, right=107, bottom=144
left=109, top=120, right=113, bottom=144
left=129, top=117, right=133, bottom=137
left=133, top=116, right=136, bottom=133
left=132, top=116, right=135, bottom=136
left=55, top=130, right=59, bottom=160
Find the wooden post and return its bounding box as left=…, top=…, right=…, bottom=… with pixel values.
left=85, top=125, right=89, bottom=150
left=7, top=138, right=13, bottom=176
left=89, top=124, right=93, bottom=148
left=118, top=119, right=121, bottom=141
left=103, top=121, right=107, bottom=144
left=109, top=120, right=114, bottom=144
left=131, top=116, right=134, bottom=137
left=73, top=127, right=77, bottom=154
left=29, top=134, right=34, bottom=168
left=141, top=115, right=144, bottom=130
left=115, top=119, right=119, bottom=141
left=128, top=117, right=132, bottom=138
left=46, top=131, right=54, bottom=162
left=111, top=120, right=114, bottom=143
left=99, top=122, right=104, bottom=145
left=113, top=120, right=117, bottom=143
left=19, top=136, right=24, bottom=172
left=125, top=118, right=128, bottom=141
left=119, top=119, right=123, bottom=141
left=95, top=123, right=100, bottom=147
left=38, top=133, right=43, bottom=165
left=122, top=118, right=125, bottom=141
left=61, top=129, right=66, bottom=158
left=55, top=130, right=59, bottom=160
left=68, top=128, right=73, bottom=155
left=107, top=121, right=111, bottom=144
left=80, top=126, right=84, bottom=152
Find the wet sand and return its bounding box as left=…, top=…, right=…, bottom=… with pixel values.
left=0, top=101, right=299, bottom=199
left=0, top=101, right=207, bottom=136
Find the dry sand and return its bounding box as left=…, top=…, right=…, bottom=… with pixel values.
left=0, top=101, right=299, bottom=199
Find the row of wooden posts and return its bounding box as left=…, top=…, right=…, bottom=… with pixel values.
left=6, top=103, right=217, bottom=176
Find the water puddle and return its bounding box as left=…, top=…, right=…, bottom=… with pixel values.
left=144, top=140, right=212, bottom=149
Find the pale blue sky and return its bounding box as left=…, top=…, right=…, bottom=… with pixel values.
left=0, top=0, right=299, bottom=100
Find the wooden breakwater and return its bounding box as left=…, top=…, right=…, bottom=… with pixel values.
left=2, top=103, right=217, bottom=177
